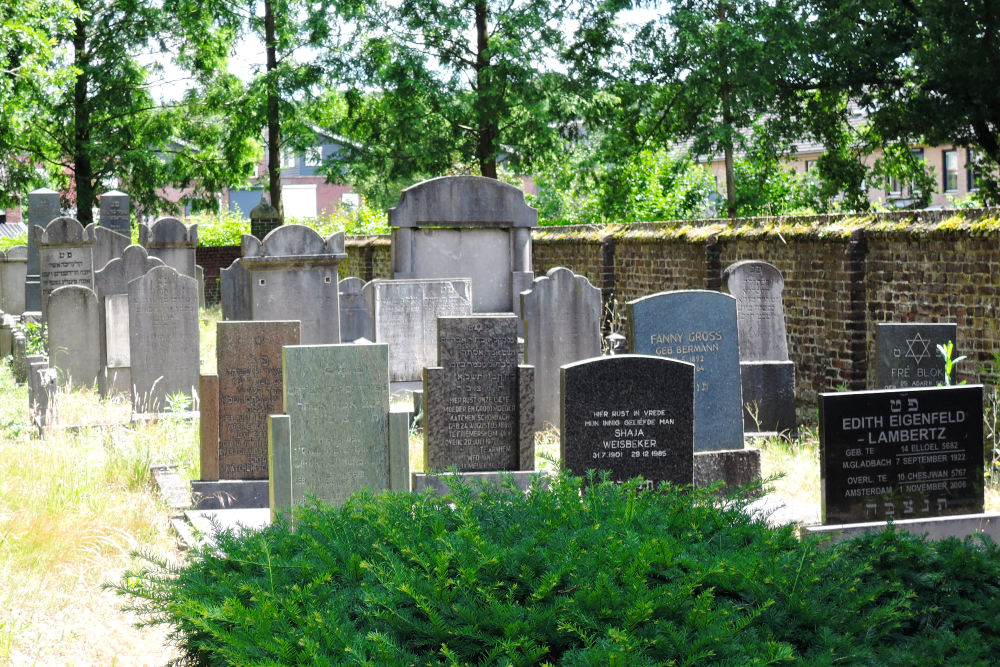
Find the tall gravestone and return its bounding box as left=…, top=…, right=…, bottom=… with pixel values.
left=819, top=385, right=983, bottom=525
left=521, top=267, right=602, bottom=430
left=25, top=188, right=61, bottom=312
left=220, top=258, right=251, bottom=321
left=33, top=217, right=95, bottom=320
left=390, top=176, right=536, bottom=319
left=241, top=225, right=346, bottom=344
left=628, top=290, right=744, bottom=451
left=128, top=265, right=199, bottom=412
left=99, top=190, right=131, bottom=237
left=92, top=226, right=131, bottom=275
left=339, top=277, right=373, bottom=342
left=561, top=355, right=695, bottom=488
left=876, top=323, right=957, bottom=389
left=370, top=278, right=473, bottom=381
left=47, top=285, right=100, bottom=387
left=722, top=260, right=797, bottom=435
left=139, top=217, right=198, bottom=278
left=423, top=314, right=534, bottom=472
left=267, top=343, right=410, bottom=518
left=0, top=245, right=27, bottom=315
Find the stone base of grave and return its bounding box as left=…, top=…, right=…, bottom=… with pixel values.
left=800, top=511, right=1000, bottom=544
left=190, top=479, right=270, bottom=509
left=693, top=448, right=761, bottom=494
left=740, top=361, right=797, bottom=436
left=412, top=470, right=552, bottom=495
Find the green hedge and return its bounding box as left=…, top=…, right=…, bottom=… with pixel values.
left=114, top=475, right=1000, bottom=665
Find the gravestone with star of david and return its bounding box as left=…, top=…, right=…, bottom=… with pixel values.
left=876, top=323, right=957, bottom=389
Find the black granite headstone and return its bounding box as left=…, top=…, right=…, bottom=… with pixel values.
left=560, top=355, right=695, bottom=488
left=820, top=385, right=983, bottom=525
left=876, top=323, right=957, bottom=389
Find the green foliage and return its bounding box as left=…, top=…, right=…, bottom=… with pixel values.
left=0, top=233, right=28, bottom=252
left=936, top=341, right=967, bottom=387
left=192, top=211, right=250, bottom=247
left=732, top=157, right=825, bottom=217
left=14, top=320, right=47, bottom=356
left=114, top=474, right=1000, bottom=665
left=193, top=206, right=389, bottom=247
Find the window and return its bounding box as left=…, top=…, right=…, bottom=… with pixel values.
left=943, top=149, right=958, bottom=192
left=967, top=148, right=981, bottom=191
left=805, top=159, right=819, bottom=173
left=305, top=146, right=323, bottom=167
left=887, top=148, right=924, bottom=198
left=280, top=150, right=296, bottom=169
left=341, top=192, right=360, bottom=209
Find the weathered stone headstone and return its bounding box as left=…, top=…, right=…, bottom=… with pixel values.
left=128, top=265, right=199, bottom=412
left=371, top=278, right=473, bottom=381
left=104, top=292, right=131, bottom=395
left=521, top=267, right=602, bottom=430
left=390, top=176, right=536, bottom=316
left=268, top=343, right=409, bottom=516
left=0, top=245, right=27, bottom=315
left=561, top=355, right=695, bottom=488
left=25, top=188, right=61, bottom=312
left=196, top=264, right=206, bottom=309
left=424, top=314, right=534, bottom=472
left=876, top=323, right=957, bottom=389
left=220, top=258, right=251, bottom=321
left=628, top=290, right=743, bottom=451
left=249, top=198, right=281, bottom=240
left=339, top=277, right=373, bottom=342
left=47, top=285, right=100, bottom=387
left=139, top=217, right=198, bottom=278
left=99, top=190, right=130, bottom=237
left=34, top=217, right=95, bottom=319
left=819, top=385, right=983, bottom=525
left=92, top=225, right=130, bottom=274
left=240, top=225, right=346, bottom=344
left=199, top=374, right=220, bottom=481
left=722, top=260, right=797, bottom=435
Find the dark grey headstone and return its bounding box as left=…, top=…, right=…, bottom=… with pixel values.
left=220, top=258, right=251, bottom=321
left=25, top=188, right=60, bottom=311
left=722, top=260, right=789, bottom=361
left=561, top=355, right=695, bottom=488
left=424, top=314, right=534, bottom=472
left=819, top=385, right=984, bottom=525
left=628, top=290, right=743, bottom=451
left=249, top=198, right=281, bottom=240
left=99, top=190, right=130, bottom=238
left=876, top=323, right=957, bottom=389
left=740, top=361, right=797, bottom=434
left=339, top=277, right=373, bottom=342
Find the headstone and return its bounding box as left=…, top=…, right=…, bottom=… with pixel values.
left=91, top=226, right=130, bottom=274
left=520, top=267, right=602, bottom=430
left=34, top=216, right=95, bottom=319
left=47, top=285, right=100, bottom=387
left=199, top=374, right=220, bottom=481
left=220, top=258, right=251, bottom=320
left=249, top=198, right=281, bottom=240
left=216, top=320, right=300, bottom=479
left=25, top=188, right=61, bottom=311
left=139, top=217, right=198, bottom=278
left=876, top=323, right=958, bottom=389
left=819, top=385, right=984, bottom=525
left=269, top=343, right=408, bottom=514
left=240, top=225, right=346, bottom=344
left=0, top=245, right=27, bottom=315
left=370, top=278, right=473, bottom=381
left=0, top=314, right=15, bottom=356
left=560, top=355, right=695, bottom=488
left=628, top=290, right=743, bottom=451
left=389, top=175, right=536, bottom=316
left=196, top=265, right=206, bottom=309
left=104, top=293, right=131, bottom=396
left=128, top=265, right=200, bottom=412
left=339, top=277, right=373, bottom=342
left=722, top=260, right=797, bottom=435
left=99, top=190, right=130, bottom=238
left=423, top=314, right=534, bottom=472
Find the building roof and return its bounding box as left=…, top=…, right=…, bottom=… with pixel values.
left=0, top=222, right=27, bottom=239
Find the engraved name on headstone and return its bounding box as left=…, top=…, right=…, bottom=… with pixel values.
left=876, top=323, right=957, bottom=389
left=34, top=217, right=95, bottom=319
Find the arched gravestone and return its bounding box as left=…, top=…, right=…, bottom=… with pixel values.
left=47, top=285, right=100, bottom=388
left=33, top=216, right=95, bottom=320
left=139, top=217, right=198, bottom=278
left=0, top=245, right=28, bottom=315
left=239, top=224, right=347, bottom=344
left=389, top=175, right=536, bottom=317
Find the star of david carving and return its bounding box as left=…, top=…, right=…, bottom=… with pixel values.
left=904, top=332, right=931, bottom=364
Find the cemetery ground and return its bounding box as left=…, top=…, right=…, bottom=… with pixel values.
left=2, top=307, right=1000, bottom=663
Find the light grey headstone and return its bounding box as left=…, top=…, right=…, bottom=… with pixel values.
left=139, top=217, right=198, bottom=277
left=91, top=225, right=131, bottom=274
left=128, top=265, right=200, bottom=412
left=628, top=290, right=744, bottom=452
left=722, top=260, right=789, bottom=361
left=267, top=414, right=292, bottom=520
left=26, top=188, right=61, bottom=311
left=196, top=265, right=206, bottom=309
left=220, top=258, right=251, bottom=320
left=34, top=217, right=95, bottom=319
left=389, top=175, right=536, bottom=314
left=339, top=277, right=373, bottom=342
left=876, top=323, right=958, bottom=389
left=99, top=190, right=130, bottom=238
left=370, top=278, right=473, bottom=381
left=47, top=285, right=100, bottom=387
left=0, top=245, right=27, bottom=315
left=278, top=343, right=391, bottom=509
left=241, top=225, right=346, bottom=344
left=105, top=293, right=130, bottom=368
left=521, top=267, right=602, bottom=430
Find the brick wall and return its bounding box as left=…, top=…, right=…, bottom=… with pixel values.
left=196, top=245, right=242, bottom=304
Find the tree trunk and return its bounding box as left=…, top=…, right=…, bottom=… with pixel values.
left=719, top=0, right=736, bottom=218
left=264, top=0, right=283, bottom=219
left=73, top=17, right=94, bottom=225
left=474, top=0, right=498, bottom=179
